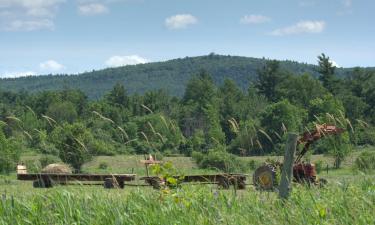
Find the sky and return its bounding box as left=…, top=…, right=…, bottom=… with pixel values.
left=0, top=0, right=374, bottom=78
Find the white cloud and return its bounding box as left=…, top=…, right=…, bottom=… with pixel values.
left=78, top=3, right=109, bottom=15
left=330, top=60, right=340, bottom=67
left=39, top=60, right=65, bottom=71
left=0, top=0, right=65, bottom=31
left=2, top=71, right=36, bottom=78
left=270, top=20, right=325, bottom=36
left=165, top=14, right=197, bottom=30
left=240, top=15, right=270, bottom=24
left=105, top=55, right=148, bottom=67
left=5, top=19, right=54, bottom=31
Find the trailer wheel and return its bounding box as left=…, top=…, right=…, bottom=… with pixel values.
left=234, top=178, right=246, bottom=190
left=33, top=178, right=53, bottom=188
left=104, top=178, right=119, bottom=189
left=217, top=177, right=230, bottom=189
left=148, top=178, right=162, bottom=190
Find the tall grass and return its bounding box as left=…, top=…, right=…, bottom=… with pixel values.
left=1, top=178, right=374, bottom=225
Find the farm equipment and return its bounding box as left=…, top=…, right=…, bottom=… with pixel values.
left=16, top=165, right=136, bottom=188
left=253, top=124, right=344, bottom=190
left=141, top=174, right=246, bottom=190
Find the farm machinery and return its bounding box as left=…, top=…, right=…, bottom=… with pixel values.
left=253, top=124, right=344, bottom=190
left=16, top=123, right=344, bottom=190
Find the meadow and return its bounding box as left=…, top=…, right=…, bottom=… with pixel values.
left=1, top=149, right=374, bottom=225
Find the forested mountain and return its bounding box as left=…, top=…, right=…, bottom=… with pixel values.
left=1, top=53, right=375, bottom=173
left=1, top=54, right=370, bottom=99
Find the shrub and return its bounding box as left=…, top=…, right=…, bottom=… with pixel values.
left=24, top=160, right=41, bottom=173
left=354, top=151, right=375, bottom=172
left=98, top=162, right=109, bottom=170
left=315, top=160, right=324, bottom=174
left=192, top=148, right=244, bottom=172
left=39, top=155, right=61, bottom=168
left=0, top=128, right=20, bottom=174
left=248, top=159, right=259, bottom=170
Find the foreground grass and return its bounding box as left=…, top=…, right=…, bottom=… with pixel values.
left=1, top=176, right=374, bottom=225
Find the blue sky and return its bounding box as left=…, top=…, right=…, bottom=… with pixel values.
left=0, top=0, right=374, bottom=77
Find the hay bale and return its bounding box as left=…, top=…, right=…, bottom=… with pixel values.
left=41, top=163, right=72, bottom=174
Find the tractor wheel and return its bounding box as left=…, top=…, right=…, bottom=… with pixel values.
left=253, top=165, right=277, bottom=190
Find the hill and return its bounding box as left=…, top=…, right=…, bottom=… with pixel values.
left=0, top=54, right=367, bottom=99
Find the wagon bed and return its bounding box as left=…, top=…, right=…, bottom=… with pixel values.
left=17, top=173, right=136, bottom=188
left=140, top=173, right=247, bottom=189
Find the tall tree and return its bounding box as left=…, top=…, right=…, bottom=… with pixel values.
left=255, top=60, right=285, bottom=102
left=317, top=53, right=336, bottom=93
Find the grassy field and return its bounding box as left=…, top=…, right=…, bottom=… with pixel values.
left=0, top=148, right=374, bottom=224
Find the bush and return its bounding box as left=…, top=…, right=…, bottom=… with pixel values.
left=39, top=155, right=61, bottom=168
left=354, top=151, right=375, bottom=172
left=192, top=148, right=244, bottom=173
left=24, top=160, right=41, bottom=173
left=98, top=162, right=109, bottom=170
left=315, top=160, right=324, bottom=174
left=0, top=128, right=20, bottom=174
left=248, top=159, right=260, bottom=170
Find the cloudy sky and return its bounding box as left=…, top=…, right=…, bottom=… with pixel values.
left=0, top=0, right=374, bottom=77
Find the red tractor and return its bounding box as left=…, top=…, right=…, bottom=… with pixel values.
left=253, top=124, right=344, bottom=190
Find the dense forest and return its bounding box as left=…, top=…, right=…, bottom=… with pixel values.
left=1, top=54, right=374, bottom=173
left=1, top=54, right=373, bottom=99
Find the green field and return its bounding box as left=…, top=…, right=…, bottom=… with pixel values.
left=1, top=150, right=374, bottom=225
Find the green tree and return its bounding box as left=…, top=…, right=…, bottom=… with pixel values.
left=0, top=125, right=20, bottom=174
left=51, top=122, right=93, bottom=172
left=46, top=101, right=78, bottom=124
left=255, top=60, right=285, bottom=102
left=317, top=53, right=336, bottom=93
left=218, top=79, right=244, bottom=144
left=181, top=71, right=225, bottom=147
left=106, top=83, right=129, bottom=108
left=260, top=100, right=307, bottom=153
left=277, top=73, right=328, bottom=107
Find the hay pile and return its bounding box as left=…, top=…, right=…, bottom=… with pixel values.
left=41, top=163, right=72, bottom=174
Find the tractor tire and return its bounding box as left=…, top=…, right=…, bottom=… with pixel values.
left=253, top=164, right=278, bottom=190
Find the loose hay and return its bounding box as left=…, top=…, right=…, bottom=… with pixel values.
left=41, top=163, right=72, bottom=174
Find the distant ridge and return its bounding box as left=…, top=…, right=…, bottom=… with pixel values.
left=0, top=54, right=370, bottom=99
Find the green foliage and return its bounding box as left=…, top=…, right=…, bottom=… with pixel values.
left=308, top=94, right=345, bottom=122
left=317, top=53, right=337, bottom=92
left=255, top=60, right=286, bottom=102
left=0, top=126, right=20, bottom=174
left=98, top=162, right=109, bottom=170
left=317, top=132, right=352, bottom=169
left=192, top=147, right=244, bottom=172
left=260, top=100, right=307, bottom=153
left=46, top=101, right=78, bottom=124
left=39, top=154, right=61, bottom=168
left=0, top=53, right=374, bottom=161
left=277, top=73, right=328, bottom=107
left=50, top=122, right=94, bottom=172
left=354, top=150, right=375, bottom=172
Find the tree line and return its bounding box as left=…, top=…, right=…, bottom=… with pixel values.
left=0, top=54, right=374, bottom=173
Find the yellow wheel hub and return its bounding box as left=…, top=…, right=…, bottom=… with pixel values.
left=259, top=172, right=272, bottom=187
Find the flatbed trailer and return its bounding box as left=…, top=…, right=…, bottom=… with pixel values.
left=141, top=173, right=247, bottom=189
left=17, top=173, right=136, bottom=188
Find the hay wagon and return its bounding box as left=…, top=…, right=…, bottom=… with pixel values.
left=17, top=165, right=135, bottom=188
left=141, top=174, right=247, bottom=190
